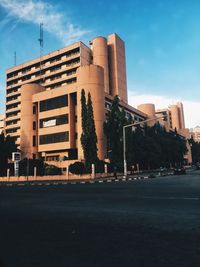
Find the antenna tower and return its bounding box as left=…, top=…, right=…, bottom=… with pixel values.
left=14, top=51, right=16, bottom=66
left=38, top=22, right=44, bottom=84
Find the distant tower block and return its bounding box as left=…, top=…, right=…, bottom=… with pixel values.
left=170, top=105, right=180, bottom=130
left=92, top=36, right=110, bottom=94
left=137, top=103, right=156, bottom=127
left=177, top=102, right=185, bottom=129
left=107, top=33, right=127, bottom=103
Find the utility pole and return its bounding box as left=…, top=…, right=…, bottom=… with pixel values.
left=14, top=51, right=16, bottom=66
left=38, top=22, right=44, bottom=84
left=123, top=116, right=167, bottom=177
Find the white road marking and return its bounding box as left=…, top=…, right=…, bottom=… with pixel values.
left=141, top=196, right=200, bottom=201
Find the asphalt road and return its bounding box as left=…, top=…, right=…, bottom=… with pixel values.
left=0, top=171, right=200, bottom=267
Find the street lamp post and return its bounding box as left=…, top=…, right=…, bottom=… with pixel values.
left=123, top=116, right=166, bottom=178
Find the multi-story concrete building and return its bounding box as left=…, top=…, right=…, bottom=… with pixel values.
left=5, top=33, right=147, bottom=167
left=137, top=102, right=192, bottom=163
left=0, top=114, right=5, bottom=134
left=190, top=126, right=200, bottom=142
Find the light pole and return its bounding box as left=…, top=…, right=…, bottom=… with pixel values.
left=123, top=116, right=166, bottom=177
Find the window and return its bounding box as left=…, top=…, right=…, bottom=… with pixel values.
left=39, top=132, right=69, bottom=145
left=33, top=121, right=36, bottom=130
left=33, top=136, right=36, bottom=146
left=40, top=95, right=68, bottom=112
left=40, top=114, right=68, bottom=128
left=33, top=105, right=36, bottom=114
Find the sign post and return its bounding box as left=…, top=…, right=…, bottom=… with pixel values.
left=12, top=152, right=21, bottom=177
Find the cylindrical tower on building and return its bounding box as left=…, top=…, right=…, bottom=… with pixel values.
left=76, top=64, right=106, bottom=160
left=20, top=83, right=44, bottom=159
left=170, top=105, right=180, bottom=130
left=91, top=36, right=110, bottom=94
left=177, top=102, right=185, bottom=129
left=137, top=103, right=156, bottom=126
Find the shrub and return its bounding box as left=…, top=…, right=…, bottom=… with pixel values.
left=45, top=164, right=61, bottom=175
left=19, top=158, right=45, bottom=176
left=69, top=161, right=86, bottom=175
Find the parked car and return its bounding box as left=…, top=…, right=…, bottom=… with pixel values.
left=173, top=166, right=186, bottom=175
left=196, top=163, right=200, bottom=170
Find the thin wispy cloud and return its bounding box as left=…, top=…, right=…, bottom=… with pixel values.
left=0, top=0, right=90, bottom=44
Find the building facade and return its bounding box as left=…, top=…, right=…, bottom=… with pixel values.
left=190, top=126, right=200, bottom=143
left=137, top=102, right=192, bottom=163
left=5, top=33, right=147, bottom=167
left=0, top=114, right=5, bottom=134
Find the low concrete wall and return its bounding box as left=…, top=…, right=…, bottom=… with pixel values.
left=0, top=173, right=112, bottom=182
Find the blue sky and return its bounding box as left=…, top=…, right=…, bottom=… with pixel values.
left=0, top=0, right=200, bottom=128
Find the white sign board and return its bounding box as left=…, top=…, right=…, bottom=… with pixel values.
left=43, top=119, right=56, bottom=128
left=12, top=152, right=21, bottom=162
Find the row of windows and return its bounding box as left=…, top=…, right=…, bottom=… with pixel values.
left=6, top=111, right=20, bottom=118
left=6, top=94, right=20, bottom=102
left=7, top=48, right=80, bottom=80
left=40, top=114, right=69, bottom=128
left=7, top=60, right=79, bottom=87
left=6, top=119, right=19, bottom=126
left=6, top=127, right=19, bottom=134
left=6, top=103, right=19, bottom=110
left=39, top=132, right=69, bottom=145
left=7, top=87, right=20, bottom=95
left=48, top=78, right=76, bottom=89
left=105, top=100, right=145, bottom=122
left=40, top=95, right=68, bottom=112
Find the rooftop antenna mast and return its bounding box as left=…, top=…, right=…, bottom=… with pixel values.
left=14, top=51, right=16, bottom=66
left=38, top=22, right=44, bottom=84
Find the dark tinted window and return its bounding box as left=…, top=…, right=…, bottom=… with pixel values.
left=39, top=132, right=69, bottom=145
left=40, top=95, right=68, bottom=112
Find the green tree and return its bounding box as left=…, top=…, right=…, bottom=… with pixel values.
left=80, top=89, right=89, bottom=162
left=189, top=137, right=200, bottom=163
left=0, top=132, right=17, bottom=176
left=80, top=89, right=98, bottom=168
left=87, top=92, right=98, bottom=164
left=104, top=96, right=130, bottom=166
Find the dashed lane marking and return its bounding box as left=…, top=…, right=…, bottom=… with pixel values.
left=98, top=180, right=103, bottom=183
left=141, top=196, right=200, bottom=201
